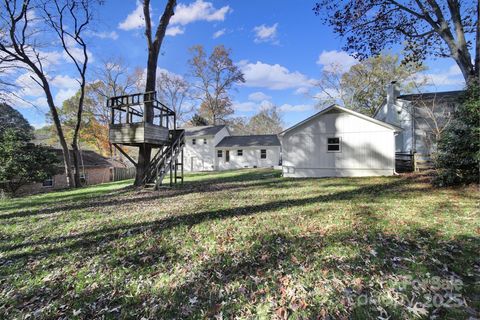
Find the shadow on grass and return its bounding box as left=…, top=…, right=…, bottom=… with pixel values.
left=1, top=177, right=422, bottom=259
left=0, top=172, right=292, bottom=222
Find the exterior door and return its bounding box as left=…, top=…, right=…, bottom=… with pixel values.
left=225, top=150, right=230, bottom=163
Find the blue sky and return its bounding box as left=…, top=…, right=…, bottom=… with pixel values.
left=10, top=0, right=466, bottom=128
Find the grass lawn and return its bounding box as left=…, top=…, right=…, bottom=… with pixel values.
left=0, top=169, right=478, bottom=319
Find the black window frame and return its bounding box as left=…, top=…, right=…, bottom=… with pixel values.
left=327, top=137, right=341, bottom=152
left=42, top=176, right=54, bottom=188
left=260, top=149, right=267, bottom=159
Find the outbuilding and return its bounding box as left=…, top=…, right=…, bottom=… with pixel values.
left=215, top=135, right=281, bottom=170
left=280, top=105, right=401, bottom=178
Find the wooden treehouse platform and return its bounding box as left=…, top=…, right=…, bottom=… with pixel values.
left=108, top=91, right=185, bottom=189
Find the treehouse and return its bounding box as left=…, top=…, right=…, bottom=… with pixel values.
left=108, top=91, right=184, bottom=189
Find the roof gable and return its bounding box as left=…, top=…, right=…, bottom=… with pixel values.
left=280, top=105, right=401, bottom=136
left=183, top=125, right=227, bottom=137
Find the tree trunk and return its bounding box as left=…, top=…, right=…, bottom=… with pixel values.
left=43, top=81, right=75, bottom=187
left=134, top=0, right=176, bottom=187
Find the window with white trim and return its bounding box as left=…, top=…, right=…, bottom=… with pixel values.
left=203, top=138, right=207, bottom=144
left=217, top=150, right=222, bottom=158
left=192, top=138, right=196, bottom=145
left=260, top=149, right=267, bottom=159
left=237, top=149, right=243, bottom=156
left=327, top=137, right=341, bottom=152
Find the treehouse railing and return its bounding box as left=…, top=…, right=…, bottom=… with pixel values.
left=108, top=91, right=176, bottom=130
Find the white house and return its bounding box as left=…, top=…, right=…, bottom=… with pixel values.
left=215, top=135, right=281, bottom=170
left=374, top=82, right=463, bottom=155
left=280, top=105, right=401, bottom=178
left=183, top=125, right=230, bottom=171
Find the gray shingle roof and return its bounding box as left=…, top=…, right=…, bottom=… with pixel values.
left=216, top=135, right=280, bottom=148
left=183, top=125, right=226, bottom=137
left=398, top=90, right=465, bottom=101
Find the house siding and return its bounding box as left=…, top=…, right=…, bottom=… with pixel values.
left=282, top=109, right=395, bottom=178
left=216, top=146, right=281, bottom=170
left=183, top=127, right=230, bottom=172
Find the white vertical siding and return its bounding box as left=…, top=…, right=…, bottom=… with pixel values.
left=282, top=109, right=396, bottom=177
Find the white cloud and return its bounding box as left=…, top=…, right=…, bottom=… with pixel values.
left=248, top=91, right=271, bottom=101
left=232, top=101, right=256, bottom=112
left=166, top=26, right=185, bottom=36
left=239, top=61, right=314, bottom=90
left=51, top=75, right=79, bottom=90
left=294, top=87, right=309, bottom=95
left=278, top=103, right=314, bottom=112
left=118, top=1, right=145, bottom=30
left=232, top=99, right=274, bottom=113
left=253, top=23, right=278, bottom=44
left=317, top=50, right=358, bottom=73
left=89, top=31, right=119, bottom=40
left=418, top=64, right=465, bottom=86
left=213, top=28, right=226, bottom=39
left=171, top=0, right=231, bottom=25
left=55, top=88, right=77, bottom=106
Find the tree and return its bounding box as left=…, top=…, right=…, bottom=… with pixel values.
left=189, top=45, right=245, bottom=125
left=313, top=0, right=479, bottom=84
left=0, top=0, right=99, bottom=188
left=42, top=0, right=95, bottom=187
left=86, top=59, right=137, bottom=157
left=188, top=113, right=209, bottom=126
left=245, top=106, right=283, bottom=135
left=0, top=125, right=58, bottom=195
left=156, top=70, right=193, bottom=124
left=315, top=54, right=425, bottom=115
left=433, top=85, right=479, bottom=186
left=134, top=0, right=177, bottom=186
left=0, top=103, right=34, bottom=140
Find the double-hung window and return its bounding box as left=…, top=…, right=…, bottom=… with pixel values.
left=260, top=149, right=267, bottom=159
left=237, top=150, right=243, bottom=156
left=327, top=137, right=341, bottom=152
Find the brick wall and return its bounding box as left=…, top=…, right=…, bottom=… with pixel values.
left=17, top=166, right=114, bottom=195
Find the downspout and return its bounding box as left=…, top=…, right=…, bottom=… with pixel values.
left=393, top=132, right=400, bottom=176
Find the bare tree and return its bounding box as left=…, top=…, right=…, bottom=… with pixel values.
left=42, top=0, right=95, bottom=187
left=0, top=0, right=76, bottom=187
left=134, top=0, right=176, bottom=186
left=314, top=0, right=479, bottom=84
left=156, top=70, right=193, bottom=124
left=189, top=45, right=245, bottom=125
left=314, top=54, right=426, bottom=115
left=86, top=58, right=137, bottom=157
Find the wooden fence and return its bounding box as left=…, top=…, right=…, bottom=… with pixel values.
left=395, top=153, right=434, bottom=172
left=113, top=167, right=136, bottom=181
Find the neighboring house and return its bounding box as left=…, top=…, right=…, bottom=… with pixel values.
left=280, top=105, right=401, bottom=178
left=215, top=135, right=281, bottom=170
left=183, top=125, right=230, bottom=171
left=18, top=149, right=127, bottom=194
left=374, top=82, right=463, bottom=155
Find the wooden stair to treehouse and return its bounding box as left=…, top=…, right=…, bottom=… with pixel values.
left=143, top=129, right=185, bottom=190
left=107, top=91, right=184, bottom=189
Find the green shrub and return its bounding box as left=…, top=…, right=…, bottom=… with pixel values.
left=434, top=85, right=480, bottom=186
